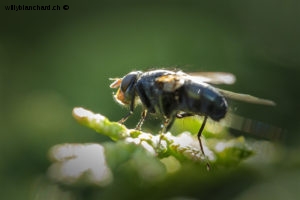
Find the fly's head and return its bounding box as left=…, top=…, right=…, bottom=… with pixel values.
left=110, top=71, right=142, bottom=106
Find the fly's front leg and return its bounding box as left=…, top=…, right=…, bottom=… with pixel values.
left=118, top=112, right=133, bottom=124
left=135, top=109, right=148, bottom=130
left=118, top=95, right=135, bottom=124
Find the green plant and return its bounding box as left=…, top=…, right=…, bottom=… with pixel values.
left=42, top=106, right=291, bottom=200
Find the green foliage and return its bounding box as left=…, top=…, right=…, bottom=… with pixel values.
left=45, top=107, right=269, bottom=199
left=73, top=107, right=253, bottom=165
left=47, top=107, right=254, bottom=185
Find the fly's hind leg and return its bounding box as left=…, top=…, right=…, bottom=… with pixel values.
left=197, top=115, right=208, bottom=156
left=176, top=112, right=194, bottom=118
left=197, top=115, right=210, bottom=170
left=175, top=112, right=207, bottom=154
left=176, top=113, right=210, bottom=169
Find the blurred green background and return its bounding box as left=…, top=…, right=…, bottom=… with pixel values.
left=1, top=1, right=300, bottom=199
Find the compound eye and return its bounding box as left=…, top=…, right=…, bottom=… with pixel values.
left=120, top=73, right=137, bottom=92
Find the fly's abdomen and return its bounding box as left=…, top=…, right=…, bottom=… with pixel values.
left=180, top=82, right=228, bottom=121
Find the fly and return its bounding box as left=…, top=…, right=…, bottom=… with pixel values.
left=109, top=69, right=275, bottom=163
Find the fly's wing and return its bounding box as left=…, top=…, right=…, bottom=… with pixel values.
left=219, top=113, right=284, bottom=141
left=156, top=71, right=236, bottom=92
left=188, top=72, right=275, bottom=105
left=187, top=72, right=236, bottom=85
left=217, top=88, right=276, bottom=106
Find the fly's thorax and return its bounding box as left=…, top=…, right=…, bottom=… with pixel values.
left=134, top=70, right=175, bottom=111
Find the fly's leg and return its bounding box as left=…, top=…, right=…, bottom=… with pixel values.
left=135, top=109, right=148, bottom=130
left=176, top=112, right=194, bottom=118
left=118, top=95, right=135, bottom=124
left=177, top=112, right=210, bottom=169
left=197, top=115, right=210, bottom=170
left=162, top=116, right=176, bottom=133
left=197, top=115, right=207, bottom=156
left=118, top=111, right=133, bottom=124
left=157, top=115, right=176, bottom=149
